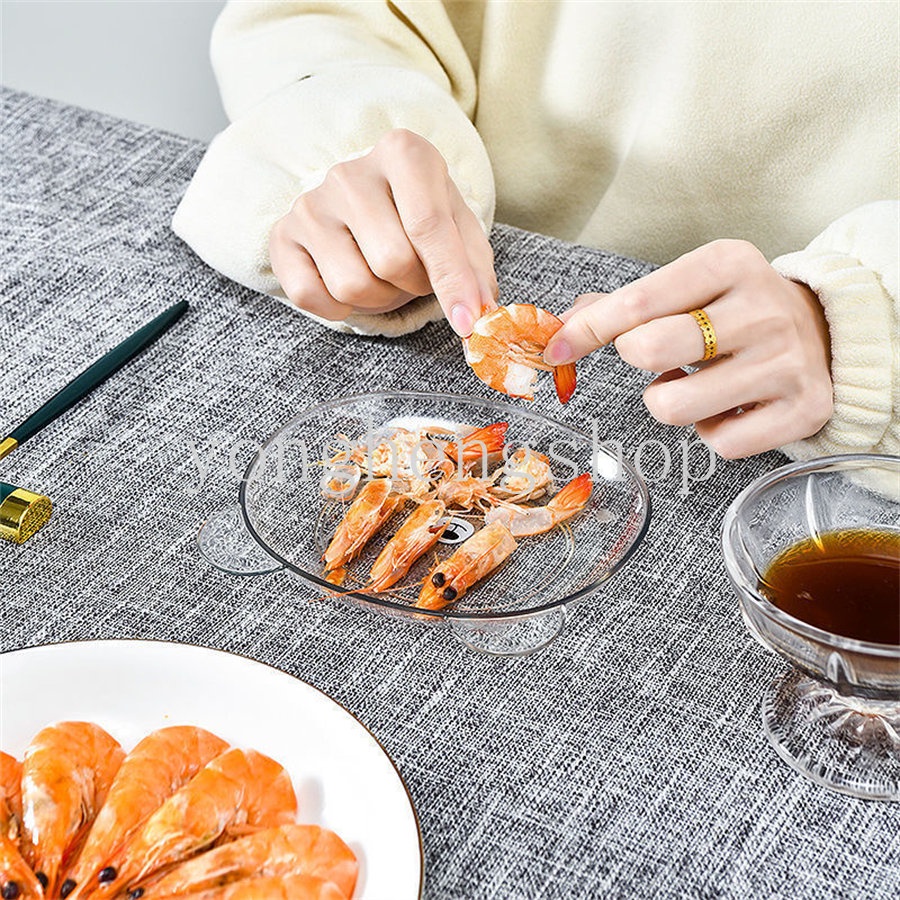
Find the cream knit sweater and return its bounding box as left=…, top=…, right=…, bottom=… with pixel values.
left=173, top=0, right=899, bottom=458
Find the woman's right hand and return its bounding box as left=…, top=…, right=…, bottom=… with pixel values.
left=269, top=129, right=497, bottom=335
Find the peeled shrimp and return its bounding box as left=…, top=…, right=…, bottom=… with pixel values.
left=99, top=748, right=297, bottom=894
left=351, top=427, right=424, bottom=479
left=130, top=824, right=357, bottom=900
left=435, top=474, right=498, bottom=512
left=350, top=427, right=449, bottom=491
left=64, top=727, right=229, bottom=899
left=491, top=448, right=554, bottom=501
left=485, top=473, right=592, bottom=536
left=392, top=422, right=507, bottom=496
left=1, top=834, right=44, bottom=900
left=20, top=721, right=125, bottom=895
left=189, top=873, right=346, bottom=900
left=323, top=478, right=404, bottom=576
left=367, top=499, right=448, bottom=592
left=464, top=304, right=576, bottom=403
left=416, top=521, right=518, bottom=611
left=1, top=752, right=22, bottom=846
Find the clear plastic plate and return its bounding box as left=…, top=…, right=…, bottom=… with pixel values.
left=199, top=392, right=651, bottom=654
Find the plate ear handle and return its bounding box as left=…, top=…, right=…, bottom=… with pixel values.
left=197, top=507, right=283, bottom=575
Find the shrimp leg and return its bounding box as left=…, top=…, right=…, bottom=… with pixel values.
left=444, top=422, right=508, bottom=471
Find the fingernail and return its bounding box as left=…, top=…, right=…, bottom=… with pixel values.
left=544, top=338, right=573, bottom=366
left=450, top=304, right=474, bottom=337
left=479, top=279, right=499, bottom=313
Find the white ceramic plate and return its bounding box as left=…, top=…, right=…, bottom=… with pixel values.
left=0, top=640, right=423, bottom=900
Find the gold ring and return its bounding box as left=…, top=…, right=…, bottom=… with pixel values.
left=688, top=308, right=717, bottom=361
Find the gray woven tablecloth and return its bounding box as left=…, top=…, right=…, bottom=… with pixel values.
left=1, top=88, right=897, bottom=899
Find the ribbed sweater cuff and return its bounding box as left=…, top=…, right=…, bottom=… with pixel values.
left=772, top=248, right=895, bottom=459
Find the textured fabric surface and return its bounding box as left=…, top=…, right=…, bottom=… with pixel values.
left=1, top=89, right=898, bottom=900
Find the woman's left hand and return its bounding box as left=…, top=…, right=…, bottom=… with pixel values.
left=543, top=240, right=834, bottom=458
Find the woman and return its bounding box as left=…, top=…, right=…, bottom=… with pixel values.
left=173, top=1, right=898, bottom=460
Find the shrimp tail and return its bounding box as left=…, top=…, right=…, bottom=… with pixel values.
left=444, top=422, right=509, bottom=468
left=458, top=422, right=508, bottom=461
left=324, top=567, right=347, bottom=587
left=547, top=472, right=592, bottom=513
left=552, top=363, right=577, bottom=404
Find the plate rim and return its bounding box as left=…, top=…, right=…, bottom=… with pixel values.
left=237, top=389, right=652, bottom=620
left=0, top=636, right=425, bottom=900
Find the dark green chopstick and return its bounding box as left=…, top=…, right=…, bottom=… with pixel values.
left=0, top=299, right=188, bottom=543
left=1, top=300, right=188, bottom=459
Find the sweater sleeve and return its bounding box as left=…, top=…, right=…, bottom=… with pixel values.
left=771, top=200, right=899, bottom=459
left=171, top=0, right=495, bottom=337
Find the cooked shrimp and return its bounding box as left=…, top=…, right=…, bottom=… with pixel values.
left=390, top=423, right=506, bottom=496
left=131, top=824, right=357, bottom=900
left=491, top=448, right=554, bottom=501
left=320, top=464, right=360, bottom=502
left=350, top=427, right=424, bottom=479
left=187, top=873, right=346, bottom=900
left=323, top=478, right=404, bottom=575
left=1, top=834, right=44, bottom=900
left=1, top=753, right=22, bottom=845
left=443, top=422, right=508, bottom=472
left=416, top=521, right=518, bottom=611
left=98, top=748, right=297, bottom=894
left=435, top=474, right=498, bottom=512
left=64, top=727, right=229, bottom=899
left=464, top=304, right=576, bottom=403
left=342, top=423, right=505, bottom=493
left=367, top=499, right=448, bottom=592
left=20, top=722, right=124, bottom=896
left=485, top=473, right=593, bottom=536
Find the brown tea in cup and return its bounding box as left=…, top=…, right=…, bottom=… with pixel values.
left=760, top=529, right=900, bottom=645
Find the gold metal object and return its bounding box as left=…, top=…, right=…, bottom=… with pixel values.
left=0, top=437, right=18, bottom=461
left=689, top=308, right=718, bottom=361
left=0, top=488, right=52, bottom=544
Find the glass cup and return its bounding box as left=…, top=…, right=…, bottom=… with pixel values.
left=721, top=454, right=900, bottom=800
